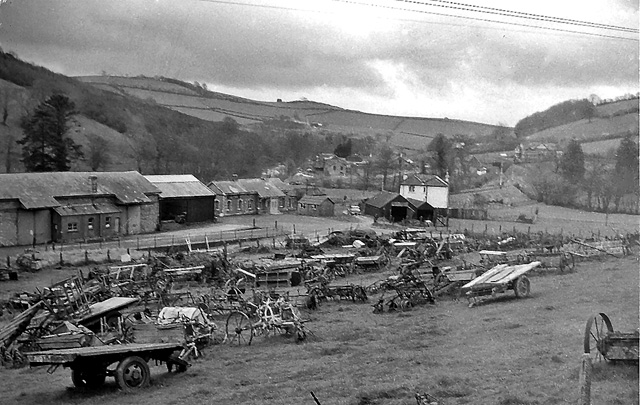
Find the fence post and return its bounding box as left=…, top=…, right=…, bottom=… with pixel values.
left=60, top=252, right=64, bottom=266
left=107, top=250, right=111, bottom=262
left=275, top=220, right=278, bottom=230
left=6, top=256, right=10, bottom=269
left=272, top=237, right=276, bottom=248
left=578, top=354, right=592, bottom=405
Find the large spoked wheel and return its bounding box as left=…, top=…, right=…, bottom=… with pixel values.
left=71, top=367, right=106, bottom=389
left=584, top=313, right=614, bottom=362
left=513, top=276, right=531, bottom=298
left=115, top=356, right=150, bottom=391
left=226, top=311, right=254, bottom=346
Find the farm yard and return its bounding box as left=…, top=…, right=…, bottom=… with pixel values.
left=0, top=205, right=637, bottom=405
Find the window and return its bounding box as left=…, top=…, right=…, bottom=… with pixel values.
left=105, top=217, right=111, bottom=229
left=300, top=203, right=306, bottom=209
left=87, top=217, right=94, bottom=230
left=279, top=198, right=285, bottom=208
left=311, top=204, right=317, bottom=210
left=238, top=199, right=243, bottom=211
left=67, top=222, right=78, bottom=232
left=214, top=200, right=220, bottom=211
left=227, top=200, right=232, bottom=212
left=288, top=199, right=292, bottom=208
left=409, top=186, right=415, bottom=192
left=248, top=200, right=253, bottom=210
left=332, top=165, right=336, bottom=170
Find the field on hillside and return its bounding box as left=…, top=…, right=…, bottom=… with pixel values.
left=0, top=254, right=637, bottom=405
left=526, top=114, right=638, bottom=145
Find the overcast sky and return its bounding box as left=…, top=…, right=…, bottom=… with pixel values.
left=1, top=0, right=638, bottom=126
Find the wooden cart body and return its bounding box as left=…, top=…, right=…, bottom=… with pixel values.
left=462, top=261, right=541, bottom=306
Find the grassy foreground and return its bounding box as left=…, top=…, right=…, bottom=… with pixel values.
left=0, top=255, right=638, bottom=405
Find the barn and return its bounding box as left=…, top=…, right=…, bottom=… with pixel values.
left=0, top=171, right=160, bottom=246
left=145, top=175, right=216, bottom=224
left=363, top=192, right=411, bottom=222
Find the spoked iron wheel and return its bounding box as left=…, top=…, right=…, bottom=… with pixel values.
left=225, top=311, right=254, bottom=346
left=584, top=313, right=614, bottom=362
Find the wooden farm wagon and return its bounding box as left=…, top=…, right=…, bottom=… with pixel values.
left=462, top=261, right=541, bottom=307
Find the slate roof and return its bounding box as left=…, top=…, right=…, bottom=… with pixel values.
left=299, top=195, right=334, bottom=205
left=145, top=175, right=215, bottom=199
left=365, top=192, right=406, bottom=209
left=207, top=181, right=253, bottom=195
left=401, top=174, right=448, bottom=187
left=265, top=177, right=294, bottom=193
left=0, top=171, right=160, bottom=209
left=235, top=178, right=286, bottom=198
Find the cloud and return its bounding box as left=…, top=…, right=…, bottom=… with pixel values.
left=0, top=0, right=637, bottom=125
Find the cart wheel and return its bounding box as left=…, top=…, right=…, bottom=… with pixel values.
left=513, top=276, right=531, bottom=298
left=72, top=368, right=107, bottom=389
left=115, top=356, right=150, bottom=391
left=584, top=313, right=614, bottom=362
left=225, top=311, right=253, bottom=346
left=353, top=286, right=368, bottom=302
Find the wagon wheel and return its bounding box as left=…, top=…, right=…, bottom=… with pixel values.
left=115, top=356, right=150, bottom=391
left=72, top=367, right=107, bottom=389
left=584, top=313, right=614, bottom=362
left=260, top=304, right=282, bottom=336
left=226, top=311, right=254, bottom=346
left=513, top=275, right=531, bottom=298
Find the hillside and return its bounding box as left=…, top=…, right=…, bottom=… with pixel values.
left=524, top=99, right=639, bottom=154
left=76, top=75, right=507, bottom=151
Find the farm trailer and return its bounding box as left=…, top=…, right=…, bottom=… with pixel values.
left=26, top=342, right=187, bottom=391
left=461, top=261, right=541, bottom=307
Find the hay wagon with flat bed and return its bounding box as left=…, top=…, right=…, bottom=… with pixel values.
left=461, top=261, right=541, bottom=307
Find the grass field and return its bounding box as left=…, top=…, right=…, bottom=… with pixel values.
left=0, top=254, right=637, bottom=405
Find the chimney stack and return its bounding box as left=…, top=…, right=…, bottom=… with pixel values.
left=89, top=175, right=98, bottom=193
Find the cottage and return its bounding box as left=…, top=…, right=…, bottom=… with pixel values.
left=399, top=174, right=449, bottom=209
left=145, top=175, right=216, bottom=224
left=207, top=181, right=258, bottom=217
left=235, top=178, right=286, bottom=215
left=297, top=195, right=335, bottom=217
left=0, top=171, right=160, bottom=246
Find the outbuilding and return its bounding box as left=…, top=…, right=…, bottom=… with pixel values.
left=0, top=171, right=160, bottom=246
left=363, top=192, right=411, bottom=222
left=145, top=175, right=216, bottom=224
left=297, top=195, right=335, bottom=217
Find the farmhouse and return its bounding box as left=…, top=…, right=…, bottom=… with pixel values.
left=313, top=153, right=351, bottom=176
left=207, top=180, right=258, bottom=217
left=235, top=178, right=287, bottom=215
left=400, top=174, right=449, bottom=209
left=0, top=171, right=160, bottom=246
left=297, top=195, right=335, bottom=217
left=364, top=192, right=411, bottom=222
left=144, top=175, right=216, bottom=224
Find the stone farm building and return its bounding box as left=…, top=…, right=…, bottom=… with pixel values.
left=235, top=178, right=286, bottom=215
left=0, top=171, right=160, bottom=246
left=297, top=195, right=335, bottom=217
left=145, top=175, right=216, bottom=224
left=208, top=180, right=258, bottom=218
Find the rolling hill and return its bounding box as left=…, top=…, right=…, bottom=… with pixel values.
left=76, top=75, right=507, bottom=151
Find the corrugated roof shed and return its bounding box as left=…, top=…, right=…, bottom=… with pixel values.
left=207, top=181, right=252, bottom=195
left=145, top=175, right=215, bottom=198
left=365, top=192, right=405, bottom=208
left=0, top=171, right=160, bottom=208
left=236, top=178, right=286, bottom=198
left=406, top=197, right=433, bottom=210
left=299, top=195, right=333, bottom=205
